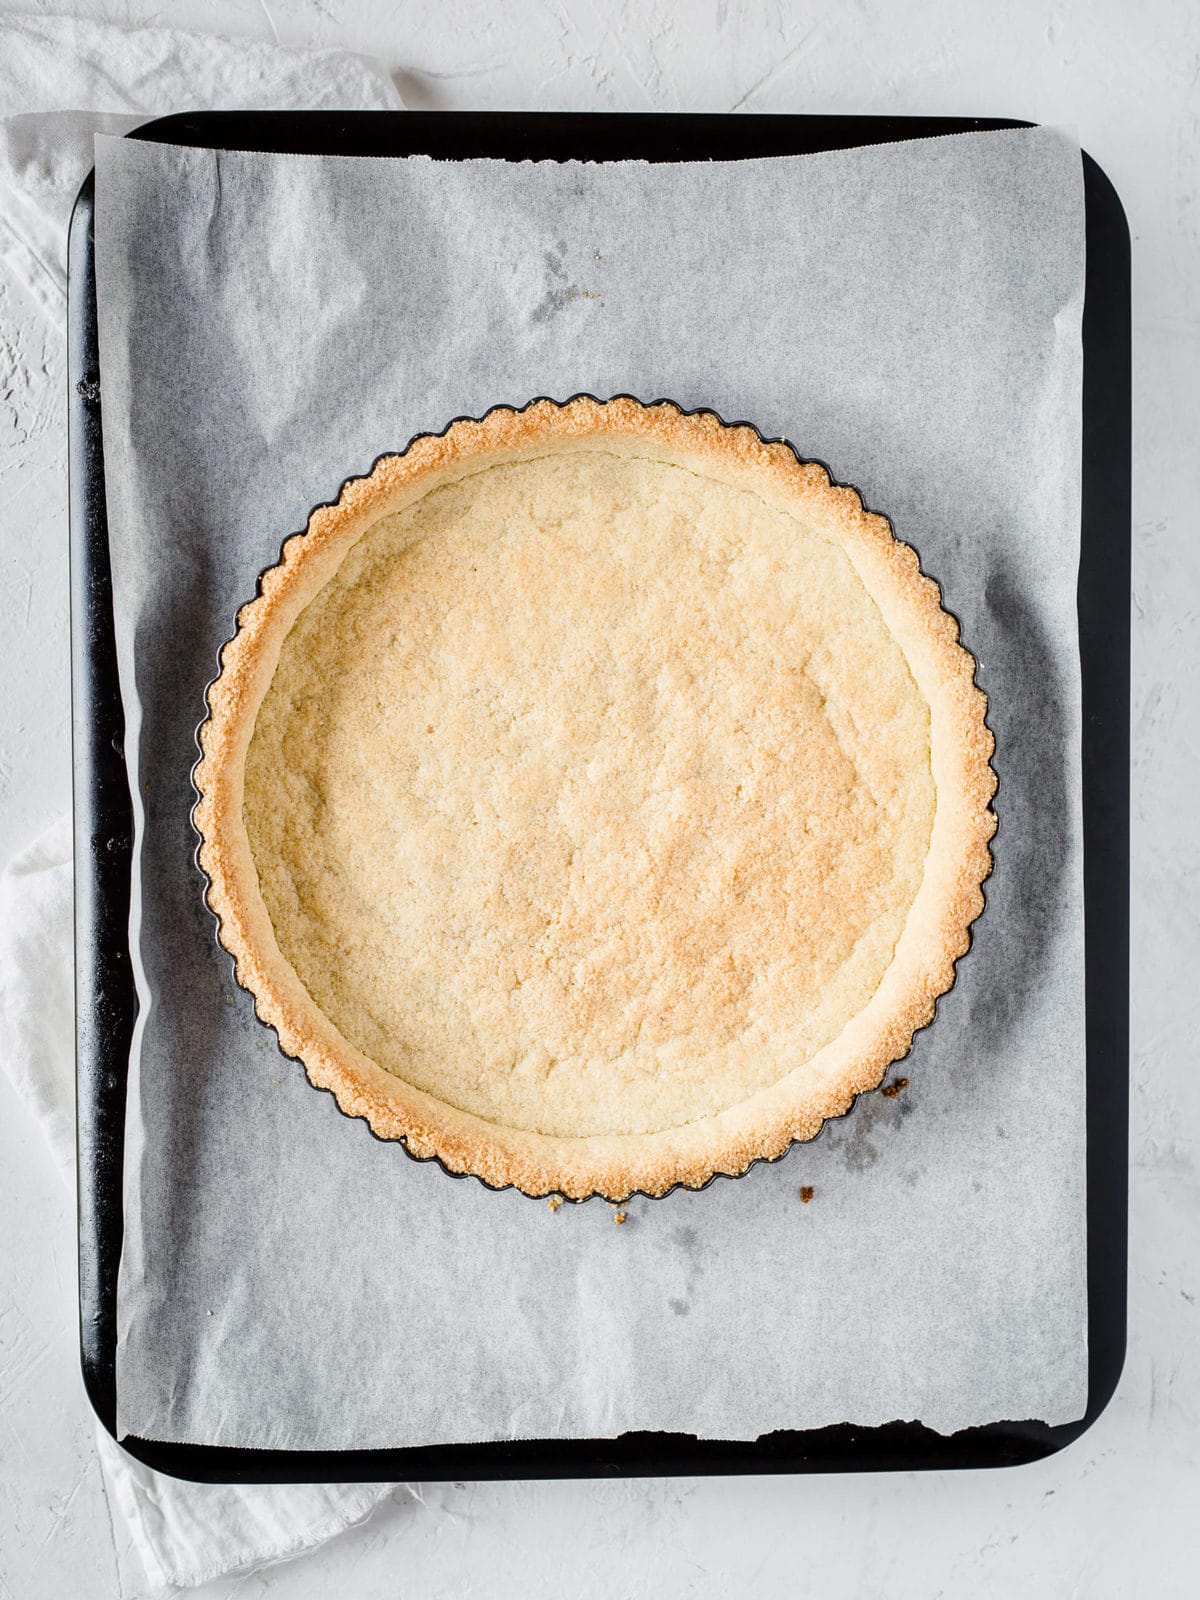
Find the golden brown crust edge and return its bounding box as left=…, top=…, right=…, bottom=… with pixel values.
left=192, top=396, right=997, bottom=1202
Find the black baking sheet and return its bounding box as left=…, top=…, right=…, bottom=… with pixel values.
left=69, top=112, right=1129, bottom=1483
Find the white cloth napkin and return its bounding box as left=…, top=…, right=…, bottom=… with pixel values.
left=0, top=12, right=402, bottom=314
left=0, top=13, right=407, bottom=1594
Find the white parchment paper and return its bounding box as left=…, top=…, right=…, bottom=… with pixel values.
left=94, top=127, right=1087, bottom=1448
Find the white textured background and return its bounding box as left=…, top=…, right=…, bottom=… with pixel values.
left=0, top=1, right=1196, bottom=1596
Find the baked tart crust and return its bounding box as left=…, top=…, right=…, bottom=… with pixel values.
left=193, top=396, right=996, bottom=1201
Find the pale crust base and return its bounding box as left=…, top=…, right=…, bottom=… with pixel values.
left=193, top=397, right=997, bottom=1201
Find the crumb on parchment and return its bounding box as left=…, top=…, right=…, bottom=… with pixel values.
left=881, top=1076, right=911, bottom=1100
left=799, top=1186, right=815, bottom=1204
left=613, top=1211, right=627, bottom=1225
left=547, top=1195, right=563, bottom=1212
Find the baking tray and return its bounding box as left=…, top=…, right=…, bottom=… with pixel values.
left=69, top=112, right=1129, bottom=1483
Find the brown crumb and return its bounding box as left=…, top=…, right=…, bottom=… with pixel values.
left=613, top=1210, right=627, bottom=1225
left=546, top=1195, right=563, bottom=1212
left=799, top=1186, right=815, bottom=1204
left=881, top=1076, right=910, bottom=1099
